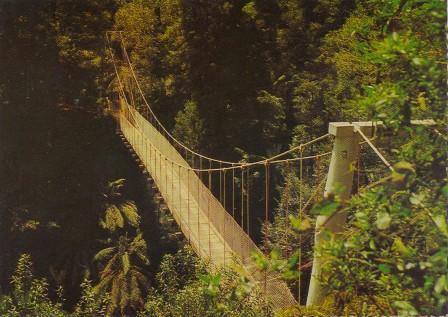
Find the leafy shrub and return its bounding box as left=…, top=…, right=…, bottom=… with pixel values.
left=138, top=246, right=272, bottom=317
left=0, top=254, right=66, bottom=317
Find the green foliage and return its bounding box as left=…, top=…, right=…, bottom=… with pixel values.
left=0, top=254, right=66, bottom=317
left=317, top=165, right=447, bottom=314
left=242, top=1, right=257, bottom=19
left=172, top=100, right=205, bottom=152
left=310, top=197, right=339, bottom=217
left=253, top=249, right=301, bottom=282
left=1, top=0, right=446, bottom=315
left=155, top=246, right=205, bottom=295
left=114, top=0, right=187, bottom=126
left=258, top=1, right=446, bottom=315
left=92, top=178, right=151, bottom=316
left=263, top=165, right=314, bottom=255
left=316, top=6, right=448, bottom=312
left=93, top=234, right=151, bottom=315
left=99, top=179, right=141, bottom=232
left=51, top=0, right=119, bottom=110
left=72, top=279, right=109, bottom=316
left=138, top=246, right=272, bottom=317
left=253, top=90, right=287, bottom=147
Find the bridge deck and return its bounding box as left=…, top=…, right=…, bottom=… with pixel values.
left=118, top=103, right=297, bottom=310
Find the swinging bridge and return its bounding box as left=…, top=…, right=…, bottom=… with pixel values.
left=105, top=31, right=418, bottom=310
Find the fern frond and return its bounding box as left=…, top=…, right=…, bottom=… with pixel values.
left=130, top=235, right=150, bottom=265
left=93, top=273, right=114, bottom=296
left=129, top=274, right=143, bottom=308
left=122, top=252, right=130, bottom=275
left=93, top=247, right=115, bottom=263
left=120, top=201, right=140, bottom=227
left=108, top=179, right=126, bottom=192
left=101, top=254, right=119, bottom=278
left=131, top=233, right=147, bottom=251
left=104, top=204, right=124, bottom=231
left=119, top=275, right=130, bottom=313
left=132, top=269, right=150, bottom=291
left=110, top=274, right=122, bottom=309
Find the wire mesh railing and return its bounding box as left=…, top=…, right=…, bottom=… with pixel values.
left=118, top=102, right=306, bottom=308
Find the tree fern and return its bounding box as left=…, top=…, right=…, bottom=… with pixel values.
left=100, top=179, right=140, bottom=232
left=94, top=235, right=150, bottom=315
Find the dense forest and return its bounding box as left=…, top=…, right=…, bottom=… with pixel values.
left=0, top=0, right=446, bottom=316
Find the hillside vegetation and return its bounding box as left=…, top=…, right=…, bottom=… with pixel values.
left=0, top=0, right=446, bottom=316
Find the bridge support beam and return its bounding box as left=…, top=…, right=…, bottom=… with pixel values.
left=306, top=122, right=376, bottom=306
left=306, top=120, right=436, bottom=306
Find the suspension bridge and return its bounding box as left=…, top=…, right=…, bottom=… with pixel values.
left=105, top=31, right=409, bottom=310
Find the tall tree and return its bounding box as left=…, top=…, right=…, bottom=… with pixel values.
left=51, top=0, right=119, bottom=111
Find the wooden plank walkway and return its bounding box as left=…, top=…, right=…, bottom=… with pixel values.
left=117, top=104, right=297, bottom=310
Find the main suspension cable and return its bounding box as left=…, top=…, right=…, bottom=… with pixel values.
left=106, top=31, right=331, bottom=169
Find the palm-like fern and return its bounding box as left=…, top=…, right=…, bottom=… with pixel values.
left=93, top=234, right=150, bottom=316
left=100, top=179, right=140, bottom=232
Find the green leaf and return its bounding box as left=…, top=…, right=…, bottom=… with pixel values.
left=393, top=238, right=413, bottom=257
left=376, top=212, right=391, bottom=230
left=252, top=252, right=268, bottom=270
left=216, top=303, right=227, bottom=311
left=431, top=213, right=448, bottom=237
left=391, top=170, right=406, bottom=183
left=211, top=273, right=221, bottom=285
left=409, top=192, right=425, bottom=205
left=235, top=278, right=254, bottom=298
left=393, top=301, right=418, bottom=316
left=412, top=57, right=423, bottom=65
left=242, top=1, right=257, bottom=19
left=311, top=200, right=339, bottom=216
left=434, top=275, right=447, bottom=294
left=270, top=248, right=280, bottom=260
left=104, top=204, right=124, bottom=231
left=287, top=252, right=300, bottom=270
left=391, top=161, right=415, bottom=184
left=378, top=263, right=391, bottom=274
left=398, top=207, right=412, bottom=217
left=281, top=269, right=300, bottom=280
left=442, top=185, right=448, bottom=198
left=289, top=215, right=312, bottom=231
left=394, top=161, right=415, bottom=173
left=198, top=274, right=209, bottom=284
